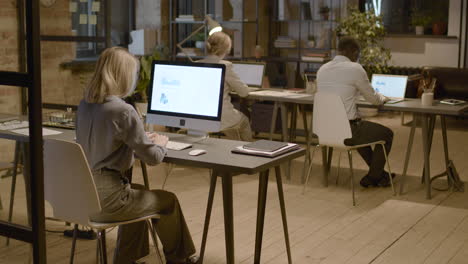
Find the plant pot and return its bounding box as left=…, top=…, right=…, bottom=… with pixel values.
left=432, top=22, right=447, bottom=35
left=415, top=26, right=424, bottom=35
left=195, top=41, right=205, bottom=49
left=320, top=13, right=329, bottom=20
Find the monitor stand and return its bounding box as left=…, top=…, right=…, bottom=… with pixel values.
left=169, top=129, right=209, bottom=144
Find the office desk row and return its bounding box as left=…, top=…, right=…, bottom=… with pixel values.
left=244, top=90, right=468, bottom=199
left=0, top=125, right=305, bottom=264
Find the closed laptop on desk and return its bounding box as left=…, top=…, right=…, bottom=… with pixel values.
left=371, top=74, right=408, bottom=103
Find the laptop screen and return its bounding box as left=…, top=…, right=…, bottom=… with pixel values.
left=371, top=74, right=408, bottom=98
left=231, top=62, right=265, bottom=87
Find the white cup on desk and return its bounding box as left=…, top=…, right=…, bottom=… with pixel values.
left=421, top=92, right=434, bottom=106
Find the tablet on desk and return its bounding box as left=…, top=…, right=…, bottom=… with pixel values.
left=440, top=99, right=466, bottom=105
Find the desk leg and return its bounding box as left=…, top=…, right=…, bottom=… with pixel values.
left=422, top=115, right=436, bottom=184
left=421, top=114, right=432, bottom=199
left=399, top=113, right=417, bottom=195
left=140, top=160, right=150, bottom=190
left=221, top=173, right=235, bottom=264
left=6, top=142, right=21, bottom=246
left=280, top=103, right=291, bottom=181
left=22, top=143, right=32, bottom=224
left=269, top=102, right=279, bottom=140
left=321, top=146, right=329, bottom=187
left=300, top=105, right=311, bottom=184
left=441, top=116, right=450, bottom=186
left=254, top=170, right=269, bottom=264
left=275, top=166, right=292, bottom=264
left=199, top=170, right=218, bottom=264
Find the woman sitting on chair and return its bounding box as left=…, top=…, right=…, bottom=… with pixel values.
left=76, top=47, right=198, bottom=264
left=198, top=31, right=253, bottom=141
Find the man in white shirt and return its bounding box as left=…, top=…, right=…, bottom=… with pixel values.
left=316, top=36, right=394, bottom=188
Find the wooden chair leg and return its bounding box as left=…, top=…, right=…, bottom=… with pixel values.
left=96, top=236, right=101, bottom=264
left=382, top=144, right=395, bottom=195
left=147, top=220, right=164, bottom=264
left=348, top=151, right=356, bottom=206
left=70, top=224, right=79, bottom=264
left=302, top=145, right=318, bottom=194
left=336, top=151, right=342, bottom=185
left=98, top=230, right=107, bottom=264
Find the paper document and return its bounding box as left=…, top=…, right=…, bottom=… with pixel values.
left=11, top=128, right=63, bottom=136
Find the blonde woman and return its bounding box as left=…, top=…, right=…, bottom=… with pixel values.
left=198, top=31, right=253, bottom=141
left=76, top=47, right=198, bottom=264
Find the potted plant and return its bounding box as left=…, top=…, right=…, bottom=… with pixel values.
left=194, top=32, right=206, bottom=49
left=336, top=6, right=392, bottom=116
left=127, top=45, right=169, bottom=110
left=431, top=4, right=448, bottom=35
left=411, top=9, right=431, bottom=35
left=307, top=35, right=315, bottom=48
left=319, top=6, right=330, bottom=20
left=336, top=6, right=391, bottom=77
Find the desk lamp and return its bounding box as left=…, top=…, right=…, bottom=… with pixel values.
left=176, top=15, right=222, bottom=62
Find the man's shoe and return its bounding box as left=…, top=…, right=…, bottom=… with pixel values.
left=360, top=175, right=378, bottom=188
left=377, top=172, right=396, bottom=187
left=186, top=255, right=199, bottom=264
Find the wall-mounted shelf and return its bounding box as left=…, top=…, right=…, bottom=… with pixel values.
left=386, top=34, right=458, bottom=39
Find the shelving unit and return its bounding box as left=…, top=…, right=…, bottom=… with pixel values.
left=168, top=0, right=260, bottom=61
left=268, top=0, right=341, bottom=88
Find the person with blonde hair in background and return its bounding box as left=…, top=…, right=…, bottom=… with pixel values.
left=198, top=31, right=253, bottom=141
left=76, top=47, right=198, bottom=264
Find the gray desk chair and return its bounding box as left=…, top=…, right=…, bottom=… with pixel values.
left=303, top=92, right=395, bottom=206
left=43, top=139, right=164, bottom=264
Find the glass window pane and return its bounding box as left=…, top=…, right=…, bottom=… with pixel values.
left=362, top=0, right=449, bottom=34
left=41, top=41, right=104, bottom=106
left=40, top=0, right=105, bottom=37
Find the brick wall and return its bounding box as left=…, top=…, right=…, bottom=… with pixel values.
left=0, top=0, right=21, bottom=162
left=0, top=0, right=92, bottom=163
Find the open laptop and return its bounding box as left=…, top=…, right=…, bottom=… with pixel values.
left=370, top=74, right=408, bottom=104
left=231, top=62, right=266, bottom=92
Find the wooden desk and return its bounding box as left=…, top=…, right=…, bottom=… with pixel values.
left=245, top=90, right=314, bottom=182
left=0, top=126, right=304, bottom=264
left=161, top=133, right=305, bottom=264
left=359, top=99, right=468, bottom=199
left=244, top=93, right=468, bottom=199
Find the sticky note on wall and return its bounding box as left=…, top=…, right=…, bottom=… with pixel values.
left=79, top=14, right=88, bottom=24
left=92, top=2, right=100, bottom=12
left=69, top=2, right=77, bottom=12
left=89, top=15, right=97, bottom=25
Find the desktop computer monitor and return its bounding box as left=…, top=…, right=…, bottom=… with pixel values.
left=146, top=61, right=226, bottom=136
left=231, top=62, right=265, bottom=87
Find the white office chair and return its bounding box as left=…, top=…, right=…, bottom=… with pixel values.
left=43, top=139, right=164, bottom=264
left=303, top=92, right=395, bottom=206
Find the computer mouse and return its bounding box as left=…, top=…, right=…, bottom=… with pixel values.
left=188, top=149, right=207, bottom=156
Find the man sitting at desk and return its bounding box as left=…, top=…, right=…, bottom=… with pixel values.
left=316, top=36, right=394, bottom=187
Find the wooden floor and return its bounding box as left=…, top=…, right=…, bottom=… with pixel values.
left=0, top=112, right=467, bottom=264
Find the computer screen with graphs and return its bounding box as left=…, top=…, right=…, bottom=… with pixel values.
left=146, top=61, right=226, bottom=134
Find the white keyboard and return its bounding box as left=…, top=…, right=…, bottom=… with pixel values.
left=0, top=120, right=29, bottom=130
left=165, top=141, right=192, bottom=151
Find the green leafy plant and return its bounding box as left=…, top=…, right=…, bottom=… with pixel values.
left=133, top=45, right=169, bottom=102
left=411, top=9, right=432, bottom=27
left=335, top=6, right=391, bottom=76
left=193, top=32, right=206, bottom=42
